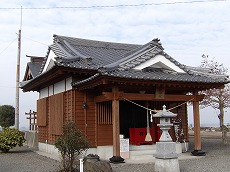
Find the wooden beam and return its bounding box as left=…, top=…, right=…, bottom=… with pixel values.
left=94, top=92, right=204, bottom=102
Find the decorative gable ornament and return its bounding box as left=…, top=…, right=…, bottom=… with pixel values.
left=134, top=54, right=185, bottom=73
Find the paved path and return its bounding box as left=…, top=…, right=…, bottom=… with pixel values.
left=0, top=131, right=229, bottom=172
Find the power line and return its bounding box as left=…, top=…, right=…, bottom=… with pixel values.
left=22, top=36, right=48, bottom=46
left=0, top=38, right=17, bottom=56
left=0, top=0, right=227, bottom=10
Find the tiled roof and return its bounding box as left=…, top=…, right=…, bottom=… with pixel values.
left=51, top=35, right=141, bottom=68
left=27, top=62, right=43, bottom=78
left=72, top=67, right=228, bottom=87
left=107, top=68, right=228, bottom=83
left=33, top=35, right=230, bottom=87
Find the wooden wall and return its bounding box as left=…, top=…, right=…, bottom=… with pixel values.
left=97, top=102, right=113, bottom=146
left=37, top=98, right=48, bottom=143
left=37, top=98, right=47, bottom=127
left=37, top=90, right=97, bottom=146
left=36, top=89, right=189, bottom=146
left=49, top=93, right=64, bottom=135
left=85, top=92, right=97, bottom=146
left=64, top=90, right=76, bottom=122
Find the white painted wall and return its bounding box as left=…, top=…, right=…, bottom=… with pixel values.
left=49, top=85, right=54, bottom=96
left=54, top=80, right=65, bottom=94
left=66, top=77, right=72, bottom=91
left=42, top=50, right=56, bottom=73
left=39, top=87, right=48, bottom=99
left=134, top=54, right=185, bottom=73
left=38, top=77, right=72, bottom=99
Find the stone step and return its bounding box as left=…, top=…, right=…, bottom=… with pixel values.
left=129, top=144, right=156, bottom=151
left=129, top=154, right=155, bottom=160
left=129, top=145, right=156, bottom=161
left=130, top=149, right=156, bottom=156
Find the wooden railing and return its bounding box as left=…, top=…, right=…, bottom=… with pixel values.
left=97, top=101, right=112, bottom=125
left=25, top=110, right=37, bottom=131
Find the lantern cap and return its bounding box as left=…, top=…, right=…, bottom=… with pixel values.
left=153, top=105, right=177, bottom=118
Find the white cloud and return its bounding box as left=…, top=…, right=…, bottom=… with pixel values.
left=0, top=0, right=230, bottom=128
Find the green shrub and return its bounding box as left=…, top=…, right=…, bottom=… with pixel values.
left=55, top=121, right=89, bottom=172
left=0, top=128, right=25, bottom=152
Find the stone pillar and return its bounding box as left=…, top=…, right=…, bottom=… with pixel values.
left=155, top=142, right=180, bottom=172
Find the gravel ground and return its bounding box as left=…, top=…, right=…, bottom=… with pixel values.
left=0, top=131, right=229, bottom=172
left=0, top=147, right=60, bottom=172
left=180, top=132, right=230, bottom=172
left=112, top=131, right=230, bottom=172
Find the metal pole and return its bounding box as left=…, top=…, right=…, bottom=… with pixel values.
left=15, top=29, right=21, bottom=130
left=80, top=158, right=83, bottom=172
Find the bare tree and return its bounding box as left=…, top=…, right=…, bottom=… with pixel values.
left=199, top=55, right=230, bottom=144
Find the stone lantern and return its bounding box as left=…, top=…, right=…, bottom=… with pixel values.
left=152, top=105, right=180, bottom=172
left=155, top=105, right=177, bottom=142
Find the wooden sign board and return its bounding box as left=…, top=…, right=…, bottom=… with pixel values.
left=120, top=138, right=129, bottom=158
left=155, top=86, right=165, bottom=99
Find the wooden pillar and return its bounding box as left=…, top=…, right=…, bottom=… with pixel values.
left=84, top=91, right=87, bottom=136
left=192, top=90, right=205, bottom=156
left=29, top=110, right=32, bottom=131
left=109, top=86, right=124, bottom=163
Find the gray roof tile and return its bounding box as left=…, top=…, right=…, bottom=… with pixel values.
left=35, top=35, right=230, bottom=87
left=27, top=62, right=43, bottom=78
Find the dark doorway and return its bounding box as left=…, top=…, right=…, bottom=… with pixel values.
left=119, top=100, right=147, bottom=138
left=119, top=100, right=168, bottom=142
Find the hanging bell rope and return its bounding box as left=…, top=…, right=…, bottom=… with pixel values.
left=145, top=101, right=152, bottom=142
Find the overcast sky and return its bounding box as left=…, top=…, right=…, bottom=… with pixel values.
left=0, top=0, right=230, bottom=129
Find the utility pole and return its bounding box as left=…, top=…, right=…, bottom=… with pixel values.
left=15, top=7, right=22, bottom=130
left=15, top=29, right=21, bottom=130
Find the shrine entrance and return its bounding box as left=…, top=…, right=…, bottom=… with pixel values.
left=119, top=100, right=165, bottom=145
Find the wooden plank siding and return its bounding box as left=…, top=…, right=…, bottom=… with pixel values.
left=37, top=98, right=49, bottom=143
left=74, top=90, right=86, bottom=133
left=49, top=93, right=64, bottom=136
left=37, top=90, right=97, bottom=145
left=97, top=125, right=113, bottom=146
left=97, top=101, right=113, bottom=146
left=85, top=92, right=96, bottom=147
left=37, top=98, right=47, bottom=126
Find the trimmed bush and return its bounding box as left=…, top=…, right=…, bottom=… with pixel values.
left=0, top=128, right=25, bottom=152
left=55, top=121, right=89, bottom=172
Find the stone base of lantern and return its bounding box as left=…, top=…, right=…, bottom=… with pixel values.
left=155, top=158, right=180, bottom=172
left=154, top=142, right=180, bottom=172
